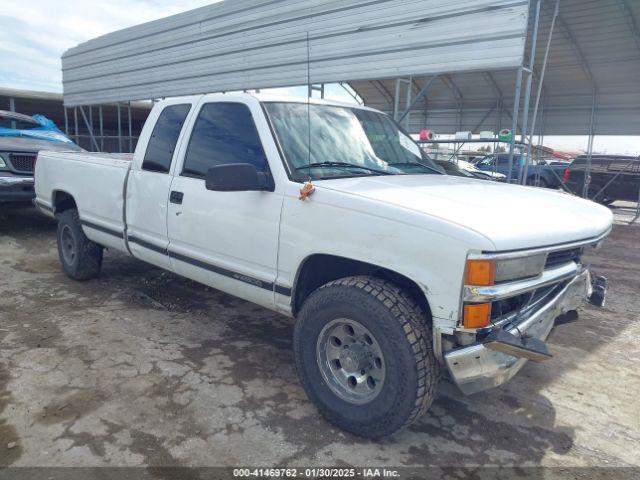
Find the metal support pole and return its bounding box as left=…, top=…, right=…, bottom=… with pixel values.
left=518, top=0, right=541, bottom=185
left=523, top=0, right=558, bottom=185
left=117, top=103, right=123, bottom=154
left=64, top=107, right=69, bottom=135
left=393, top=78, right=402, bottom=121
left=74, top=107, right=79, bottom=146
left=507, top=66, right=524, bottom=183
left=79, top=106, right=100, bottom=152
left=128, top=102, right=133, bottom=153
left=582, top=93, right=597, bottom=198
left=393, top=78, right=413, bottom=123
left=404, top=76, right=412, bottom=129
left=9, top=97, right=16, bottom=129
left=631, top=185, right=640, bottom=225
left=99, top=105, right=104, bottom=152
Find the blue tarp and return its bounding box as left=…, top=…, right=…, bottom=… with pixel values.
left=0, top=114, right=74, bottom=144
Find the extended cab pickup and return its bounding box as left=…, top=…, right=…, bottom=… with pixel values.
left=35, top=94, right=613, bottom=438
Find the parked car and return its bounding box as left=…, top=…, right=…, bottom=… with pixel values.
left=564, top=154, right=640, bottom=204
left=473, top=153, right=567, bottom=188
left=456, top=159, right=506, bottom=181
left=34, top=94, right=612, bottom=438
left=0, top=110, right=81, bottom=205
left=434, top=159, right=506, bottom=181
left=433, top=159, right=475, bottom=178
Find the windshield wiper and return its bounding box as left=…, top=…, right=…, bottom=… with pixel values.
left=386, top=161, right=440, bottom=174
left=295, top=162, right=392, bottom=175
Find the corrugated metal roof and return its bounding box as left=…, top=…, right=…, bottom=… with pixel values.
left=62, top=0, right=529, bottom=106
left=61, top=0, right=640, bottom=135
left=351, top=0, right=640, bottom=135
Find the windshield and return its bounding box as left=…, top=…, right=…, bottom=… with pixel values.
left=0, top=116, right=40, bottom=130
left=263, top=102, right=440, bottom=181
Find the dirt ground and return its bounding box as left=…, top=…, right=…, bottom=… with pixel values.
left=0, top=205, right=638, bottom=473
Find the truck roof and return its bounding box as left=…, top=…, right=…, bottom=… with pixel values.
left=154, top=92, right=377, bottom=113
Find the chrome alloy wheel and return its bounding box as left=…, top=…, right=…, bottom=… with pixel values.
left=60, top=224, right=77, bottom=266
left=316, top=318, right=386, bottom=404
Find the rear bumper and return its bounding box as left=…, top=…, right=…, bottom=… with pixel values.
left=444, top=269, right=592, bottom=395
left=0, top=175, right=35, bottom=203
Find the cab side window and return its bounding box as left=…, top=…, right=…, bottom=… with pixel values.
left=142, top=104, right=191, bottom=173
left=182, top=102, right=268, bottom=179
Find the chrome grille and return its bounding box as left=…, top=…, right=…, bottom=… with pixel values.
left=546, top=247, right=583, bottom=269
left=8, top=153, right=37, bottom=173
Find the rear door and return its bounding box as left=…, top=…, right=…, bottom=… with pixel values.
left=126, top=102, right=192, bottom=269
left=166, top=98, right=283, bottom=309
left=607, top=158, right=639, bottom=201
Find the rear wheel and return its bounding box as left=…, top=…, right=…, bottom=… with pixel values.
left=57, top=209, right=103, bottom=280
left=294, top=276, right=439, bottom=438
left=590, top=185, right=615, bottom=205
left=526, top=176, right=548, bottom=188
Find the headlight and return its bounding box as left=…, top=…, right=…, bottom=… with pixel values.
left=495, top=254, right=547, bottom=283
left=0, top=155, right=6, bottom=168
left=465, top=254, right=547, bottom=286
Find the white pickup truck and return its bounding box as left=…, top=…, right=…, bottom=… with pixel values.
left=35, top=93, right=612, bottom=438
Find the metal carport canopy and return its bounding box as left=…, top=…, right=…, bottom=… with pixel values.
left=351, top=0, right=640, bottom=136
left=61, top=0, right=529, bottom=105
left=61, top=0, right=640, bottom=136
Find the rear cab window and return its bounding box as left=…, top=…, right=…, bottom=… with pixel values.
left=142, top=104, right=191, bottom=173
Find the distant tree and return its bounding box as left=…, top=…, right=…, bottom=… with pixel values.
left=477, top=145, right=492, bottom=153
left=495, top=145, right=507, bottom=153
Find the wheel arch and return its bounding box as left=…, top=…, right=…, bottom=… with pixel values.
left=290, top=253, right=432, bottom=321
left=52, top=190, right=77, bottom=215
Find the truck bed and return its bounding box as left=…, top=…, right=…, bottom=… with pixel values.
left=34, top=150, right=133, bottom=252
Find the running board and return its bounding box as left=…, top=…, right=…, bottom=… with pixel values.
left=483, top=330, right=552, bottom=362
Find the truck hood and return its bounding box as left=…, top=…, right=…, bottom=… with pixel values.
left=315, top=175, right=613, bottom=251
left=0, top=137, right=82, bottom=153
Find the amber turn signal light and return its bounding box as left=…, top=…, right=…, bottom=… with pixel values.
left=463, top=303, right=492, bottom=329
left=465, top=259, right=496, bottom=286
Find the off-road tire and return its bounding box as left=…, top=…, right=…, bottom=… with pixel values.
left=57, top=209, right=103, bottom=280
left=588, top=184, right=614, bottom=205
left=294, top=276, right=440, bottom=438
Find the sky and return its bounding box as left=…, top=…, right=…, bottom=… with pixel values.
left=1, top=0, right=638, bottom=155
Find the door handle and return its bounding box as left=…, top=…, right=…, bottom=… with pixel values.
left=170, top=191, right=184, bottom=205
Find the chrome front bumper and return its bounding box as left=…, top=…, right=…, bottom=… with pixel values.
left=0, top=176, right=34, bottom=186
left=444, top=269, right=592, bottom=395
left=0, top=175, right=35, bottom=202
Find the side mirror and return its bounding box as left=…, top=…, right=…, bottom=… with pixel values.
left=205, top=163, right=274, bottom=192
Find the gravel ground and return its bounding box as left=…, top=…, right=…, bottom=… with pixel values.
left=0, top=205, right=638, bottom=475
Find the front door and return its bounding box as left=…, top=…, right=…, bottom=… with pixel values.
left=167, top=101, right=283, bottom=309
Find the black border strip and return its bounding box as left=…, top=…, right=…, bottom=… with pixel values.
left=169, top=250, right=273, bottom=290
left=127, top=236, right=168, bottom=255
left=34, top=199, right=53, bottom=213
left=274, top=284, right=292, bottom=297
left=126, top=238, right=292, bottom=297
left=80, top=220, right=124, bottom=239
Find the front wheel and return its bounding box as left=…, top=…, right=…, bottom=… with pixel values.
left=294, top=276, right=439, bottom=438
